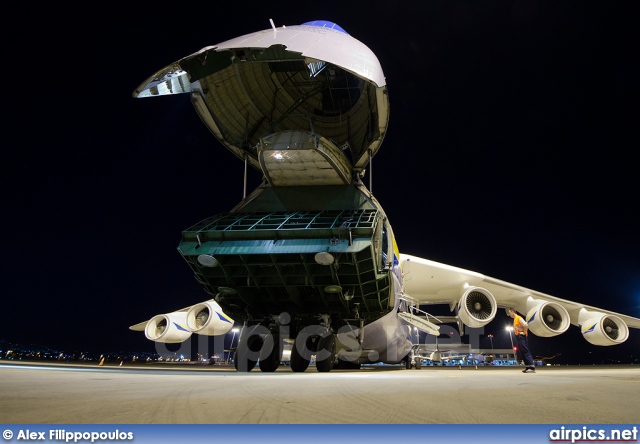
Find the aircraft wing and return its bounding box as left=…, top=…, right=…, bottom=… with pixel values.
left=128, top=304, right=192, bottom=331
left=400, top=253, right=640, bottom=345
left=128, top=322, right=148, bottom=332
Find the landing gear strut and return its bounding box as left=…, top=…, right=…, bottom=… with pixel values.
left=405, top=354, right=422, bottom=370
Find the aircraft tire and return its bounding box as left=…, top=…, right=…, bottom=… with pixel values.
left=415, top=358, right=422, bottom=370
left=316, top=334, right=336, bottom=373
left=259, top=332, right=282, bottom=373
left=290, top=335, right=311, bottom=372
left=405, top=357, right=412, bottom=369
left=234, top=333, right=261, bottom=372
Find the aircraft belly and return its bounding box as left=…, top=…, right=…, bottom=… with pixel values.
left=337, top=309, right=411, bottom=364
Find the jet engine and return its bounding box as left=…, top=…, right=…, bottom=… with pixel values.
left=144, top=311, right=192, bottom=343
left=457, top=287, right=497, bottom=328
left=525, top=300, right=570, bottom=337
left=579, top=310, right=629, bottom=346
left=186, top=299, right=234, bottom=336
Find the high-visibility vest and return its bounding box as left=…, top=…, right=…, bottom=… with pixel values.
left=514, top=315, right=527, bottom=336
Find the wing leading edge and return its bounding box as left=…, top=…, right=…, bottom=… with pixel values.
left=400, top=254, right=640, bottom=346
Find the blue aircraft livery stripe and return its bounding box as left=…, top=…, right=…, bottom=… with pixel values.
left=583, top=324, right=597, bottom=334
left=216, top=312, right=233, bottom=323
left=174, top=323, right=189, bottom=332
left=527, top=312, right=536, bottom=323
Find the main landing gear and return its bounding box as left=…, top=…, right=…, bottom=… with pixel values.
left=405, top=354, right=422, bottom=370
left=234, top=325, right=284, bottom=372
left=290, top=326, right=337, bottom=373
left=235, top=315, right=339, bottom=373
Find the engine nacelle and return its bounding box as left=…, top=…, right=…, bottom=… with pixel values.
left=144, top=311, right=192, bottom=343
left=579, top=311, right=629, bottom=346
left=457, top=287, right=497, bottom=328
left=525, top=301, right=570, bottom=337
left=186, top=299, right=235, bottom=336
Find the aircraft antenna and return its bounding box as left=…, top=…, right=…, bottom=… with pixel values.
left=269, top=19, right=276, bottom=33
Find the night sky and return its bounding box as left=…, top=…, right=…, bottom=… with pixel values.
left=3, top=1, right=638, bottom=363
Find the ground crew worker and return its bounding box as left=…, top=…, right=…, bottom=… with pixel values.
left=508, top=307, right=536, bottom=373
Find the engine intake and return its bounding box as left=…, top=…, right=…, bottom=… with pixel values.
left=457, top=287, right=497, bottom=328
left=144, top=312, right=192, bottom=343
left=186, top=300, right=234, bottom=336
left=580, top=311, right=629, bottom=346
left=526, top=301, right=570, bottom=337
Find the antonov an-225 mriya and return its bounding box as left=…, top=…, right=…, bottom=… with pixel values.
left=130, top=20, right=640, bottom=372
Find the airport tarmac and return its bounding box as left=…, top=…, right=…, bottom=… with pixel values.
left=0, top=362, right=638, bottom=424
